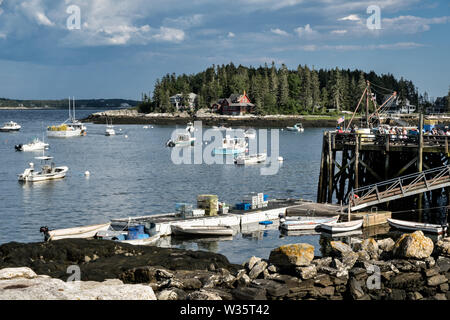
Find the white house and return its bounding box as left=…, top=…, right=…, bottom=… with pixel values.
left=170, top=93, right=198, bottom=110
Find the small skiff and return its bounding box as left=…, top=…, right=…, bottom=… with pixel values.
left=40, top=223, right=111, bottom=241
left=320, top=219, right=363, bottom=233
left=280, top=215, right=339, bottom=231
left=171, top=225, right=234, bottom=237
left=387, top=218, right=448, bottom=234
left=235, top=153, right=267, bottom=165
left=120, top=233, right=160, bottom=245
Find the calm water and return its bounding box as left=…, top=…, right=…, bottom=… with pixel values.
left=0, top=109, right=416, bottom=264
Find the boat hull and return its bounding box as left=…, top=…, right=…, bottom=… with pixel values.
left=172, top=225, right=234, bottom=237
left=47, top=130, right=83, bottom=138
left=47, top=223, right=112, bottom=241
left=281, top=216, right=339, bottom=231
left=387, top=218, right=447, bottom=234
left=19, top=166, right=69, bottom=182
left=119, top=234, right=160, bottom=245
left=320, top=220, right=363, bottom=233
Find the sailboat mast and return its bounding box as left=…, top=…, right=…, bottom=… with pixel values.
left=68, top=97, right=71, bottom=120
left=73, top=96, right=76, bottom=120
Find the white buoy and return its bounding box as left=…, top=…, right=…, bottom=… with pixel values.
left=278, top=156, right=284, bottom=162
left=85, top=171, right=90, bottom=176
left=125, top=135, right=128, bottom=139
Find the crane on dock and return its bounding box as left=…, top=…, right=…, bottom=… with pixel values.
left=348, top=165, right=450, bottom=211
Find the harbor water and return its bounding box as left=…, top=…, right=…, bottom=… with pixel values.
left=0, top=109, right=442, bottom=264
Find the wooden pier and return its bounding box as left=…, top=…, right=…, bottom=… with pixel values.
left=317, top=114, right=450, bottom=213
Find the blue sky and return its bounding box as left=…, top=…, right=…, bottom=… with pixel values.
left=0, top=0, right=449, bottom=100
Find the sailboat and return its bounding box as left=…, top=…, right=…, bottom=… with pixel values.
left=105, top=118, right=116, bottom=136
left=47, top=97, right=87, bottom=138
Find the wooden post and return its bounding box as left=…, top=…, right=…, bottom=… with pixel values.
left=354, top=134, right=360, bottom=189
left=328, top=131, right=333, bottom=203
left=418, top=113, right=424, bottom=220
left=317, top=132, right=327, bottom=203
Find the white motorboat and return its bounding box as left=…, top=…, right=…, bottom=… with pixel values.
left=244, top=128, right=256, bottom=139
left=171, top=225, right=234, bottom=237
left=320, top=219, right=363, bottom=233
left=213, top=136, right=247, bottom=155
left=280, top=215, right=339, bottom=231
left=95, top=229, right=161, bottom=245
left=18, top=154, right=69, bottom=182
left=235, top=153, right=267, bottom=165
left=40, top=223, right=111, bottom=241
left=286, top=123, right=304, bottom=132
left=15, top=138, right=49, bottom=152
left=166, top=132, right=196, bottom=147
left=47, top=97, right=87, bottom=138
left=105, top=126, right=116, bottom=136
left=0, top=121, right=21, bottom=132
left=387, top=218, right=448, bottom=234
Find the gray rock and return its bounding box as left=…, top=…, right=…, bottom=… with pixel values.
left=0, top=267, right=37, bottom=280
left=269, top=243, right=315, bottom=269
left=436, top=256, right=450, bottom=273
left=232, top=286, right=267, bottom=300
left=312, top=257, right=332, bottom=268
left=0, top=269, right=156, bottom=300
left=187, top=289, right=222, bottom=300
left=435, top=238, right=450, bottom=257
left=389, top=272, right=424, bottom=290
left=349, top=278, right=365, bottom=299
left=267, top=264, right=278, bottom=273
left=296, top=265, right=317, bottom=280
left=251, top=279, right=289, bottom=297
left=248, top=260, right=268, bottom=280
left=314, top=274, right=332, bottom=287
left=424, top=267, right=440, bottom=278
left=407, top=291, right=423, bottom=300
left=237, top=274, right=251, bottom=286
left=247, top=256, right=262, bottom=271
left=427, top=275, right=448, bottom=286
left=157, top=288, right=187, bottom=300
left=377, top=238, right=395, bottom=252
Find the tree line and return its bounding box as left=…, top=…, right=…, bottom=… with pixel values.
left=138, top=62, right=430, bottom=115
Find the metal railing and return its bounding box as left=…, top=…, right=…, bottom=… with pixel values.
left=349, top=165, right=450, bottom=211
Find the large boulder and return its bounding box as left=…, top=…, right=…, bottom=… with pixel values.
left=355, top=238, right=379, bottom=260
left=435, top=238, right=450, bottom=257
left=0, top=267, right=156, bottom=300
left=393, top=231, right=434, bottom=259
left=269, top=244, right=315, bottom=270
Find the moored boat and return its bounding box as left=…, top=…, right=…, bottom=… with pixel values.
left=244, top=128, right=256, bottom=139
left=286, top=123, right=304, bottom=132
left=166, top=132, right=196, bottom=147
left=171, top=225, right=234, bottom=237
left=0, top=121, right=21, bottom=132
left=40, top=223, right=111, bottom=241
left=213, top=136, right=247, bottom=155
left=15, top=138, right=49, bottom=152
left=320, top=219, right=363, bottom=233
left=387, top=218, right=448, bottom=234
left=47, top=97, right=87, bottom=138
left=235, top=153, right=267, bottom=165
left=280, top=215, right=339, bottom=231
left=18, top=154, right=69, bottom=182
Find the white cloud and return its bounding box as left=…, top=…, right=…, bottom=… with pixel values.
left=163, top=14, right=205, bottom=29
left=330, top=29, right=348, bottom=35
left=20, top=0, right=54, bottom=27
left=227, top=32, right=235, bottom=38
left=294, top=24, right=319, bottom=39
left=339, top=14, right=360, bottom=21
left=270, top=28, right=289, bottom=36
left=153, top=27, right=185, bottom=42
left=382, top=15, right=450, bottom=33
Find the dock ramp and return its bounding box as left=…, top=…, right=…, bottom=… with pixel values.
left=349, top=165, right=450, bottom=211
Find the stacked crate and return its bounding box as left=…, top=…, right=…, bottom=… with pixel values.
left=242, top=192, right=268, bottom=209
left=197, top=195, right=219, bottom=216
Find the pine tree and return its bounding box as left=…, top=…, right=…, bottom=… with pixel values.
left=311, top=69, right=321, bottom=112
left=278, top=64, right=289, bottom=108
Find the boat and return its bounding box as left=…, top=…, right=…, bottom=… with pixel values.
left=171, top=225, right=234, bottom=237
left=213, top=136, right=247, bottom=155
left=95, top=229, right=160, bottom=245
left=387, top=218, right=448, bottom=234
left=244, top=128, right=256, bottom=139
left=280, top=215, right=339, bottom=231
left=47, top=97, right=87, bottom=138
left=212, top=125, right=230, bottom=131
left=18, top=154, right=69, bottom=182
left=15, top=138, right=49, bottom=152
left=105, top=119, right=116, bottom=136
left=0, top=121, right=21, bottom=132
left=320, top=219, right=363, bottom=233
left=235, top=153, right=267, bottom=165
left=166, top=132, right=196, bottom=147
left=40, top=223, right=111, bottom=241
left=186, top=122, right=195, bottom=133
left=286, top=123, right=304, bottom=132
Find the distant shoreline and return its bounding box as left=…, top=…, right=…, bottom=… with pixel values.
left=82, top=109, right=358, bottom=128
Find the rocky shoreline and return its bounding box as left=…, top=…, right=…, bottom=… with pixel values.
left=82, top=109, right=350, bottom=128
left=1, top=232, right=449, bottom=300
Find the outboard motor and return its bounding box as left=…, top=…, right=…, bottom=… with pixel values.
left=166, top=139, right=175, bottom=147
left=39, top=226, right=51, bottom=242
left=15, top=144, right=22, bottom=151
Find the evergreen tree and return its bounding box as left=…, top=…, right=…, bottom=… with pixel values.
left=278, top=64, right=289, bottom=108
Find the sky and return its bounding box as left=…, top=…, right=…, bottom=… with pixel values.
left=0, top=0, right=449, bottom=100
